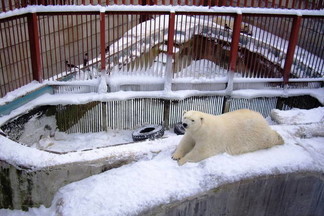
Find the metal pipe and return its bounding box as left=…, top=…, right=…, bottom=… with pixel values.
left=100, top=12, right=106, bottom=71
left=27, top=13, right=42, bottom=82
left=283, top=15, right=301, bottom=84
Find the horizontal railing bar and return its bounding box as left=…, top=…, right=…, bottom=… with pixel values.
left=1, top=5, right=324, bottom=21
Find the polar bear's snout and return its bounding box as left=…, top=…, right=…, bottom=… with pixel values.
left=182, top=123, right=188, bottom=128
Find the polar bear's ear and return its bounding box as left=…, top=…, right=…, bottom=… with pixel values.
left=182, top=110, right=187, bottom=115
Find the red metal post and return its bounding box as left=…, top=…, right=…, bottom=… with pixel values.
left=167, top=12, right=175, bottom=56
left=100, top=12, right=106, bottom=71
left=27, top=13, right=42, bottom=82
left=1, top=0, right=6, bottom=12
left=283, top=15, right=301, bottom=84
left=229, top=13, right=242, bottom=72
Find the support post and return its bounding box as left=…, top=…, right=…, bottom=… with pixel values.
left=283, top=15, right=301, bottom=85
left=100, top=11, right=106, bottom=71
left=27, top=13, right=42, bottom=82
left=164, top=11, right=175, bottom=92
left=98, top=10, right=108, bottom=93
left=226, top=13, right=242, bottom=95
left=163, top=100, right=170, bottom=129
left=229, top=13, right=242, bottom=72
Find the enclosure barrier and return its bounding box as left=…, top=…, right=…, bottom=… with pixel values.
left=1, top=5, right=323, bottom=97
left=1, top=0, right=324, bottom=12
left=2, top=94, right=321, bottom=143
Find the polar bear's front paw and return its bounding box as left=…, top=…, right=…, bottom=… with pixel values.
left=171, top=151, right=183, bottom=161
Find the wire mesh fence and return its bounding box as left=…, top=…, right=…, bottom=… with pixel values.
left=292, top=16, right=324, bottom=79
left=0, top=6, right=323, bottom=97
left=37, top=13, right=102, bottom=81
left=0, top=15, right=33, bottom=97
left=236, top=15, right=293, bottom=79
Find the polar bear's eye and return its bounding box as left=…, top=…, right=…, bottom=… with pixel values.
left=191, top=120, right=195, bottom=122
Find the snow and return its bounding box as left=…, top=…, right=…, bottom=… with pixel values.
left=271, top=107, right=324, bottom=125
left=0, top=81, right=45, bottom=106
left=1, top=4, right=324, bottom=216
left=1, top=107, right=324, bottom=216
left=1, top=5, right=323, bottom=20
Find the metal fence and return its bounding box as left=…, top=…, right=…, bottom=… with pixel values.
left=0, top=5, right=323, bottom=97
left=4, top=94, right=319, bottom=135
left=1, top=0, right=323, bottom=12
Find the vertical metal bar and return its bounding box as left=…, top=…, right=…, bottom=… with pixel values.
left=4, top=20, right=17, bottom=89
left=100, top=12, right=106, bottom=71
left=192, top=14, right=198, bottom=78
left=8, top=0, right=12, bottom=10
left=12, top=18, right=21, bottom=87
left=312, top=18, right=323, bottom=76
left=48, top=16, right=55, bottom=79
left=18, top=17, right=27, bottom=85
left=164, top=11, right=175, bottom=91
left=42, top=15, right=49, bottom=80
left=27, top=13, right=42, bottom=82
left=229, top=13, right=242, bottom=72
left=58, top=15, right=64, bottom=76
left=285, top=0, right=289, bottom=8
left=283, top=15, right=301, bottom=84
left=0, top=22, right=9, bottom=95
left=71, top=14, right=78, bottom=79
left=1, top=0, right=6, bottom=12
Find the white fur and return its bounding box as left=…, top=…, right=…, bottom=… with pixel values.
left=172, top=109, right=284, bottom=166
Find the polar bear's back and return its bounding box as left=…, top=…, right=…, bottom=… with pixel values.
left=211, top=109, right=283, bottom=155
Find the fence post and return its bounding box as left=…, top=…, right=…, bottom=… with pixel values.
left=27, top=13, right=42, bottom=82
left=283, top=15, right=301, bottom=85
left=100, top=11, right=106, bottom=72
left=164, top=10, right=175, bottom=92
left=226, top=13, right=242, bottom=95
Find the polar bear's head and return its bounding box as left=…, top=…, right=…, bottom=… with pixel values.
left=182, top=110, right=203, bottom=131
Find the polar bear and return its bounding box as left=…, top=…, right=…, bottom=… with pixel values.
left=172, top=109, right=284, bottom=166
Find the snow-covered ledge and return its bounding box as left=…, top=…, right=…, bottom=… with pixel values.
left=0, top=107, right=323, bottom=214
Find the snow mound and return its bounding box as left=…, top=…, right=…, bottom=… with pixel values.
left=270, top=107, right=324, bottom=125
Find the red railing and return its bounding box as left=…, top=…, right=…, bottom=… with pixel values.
left=0, top=6, right=323, bottom=97
left=1, top=0, right=323, bottom=12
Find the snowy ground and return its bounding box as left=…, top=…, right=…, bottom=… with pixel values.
left=0, top=107, right=323, bottom=216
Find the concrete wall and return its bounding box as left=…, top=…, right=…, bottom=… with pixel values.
left=143, top=172, right=324, bottom=216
